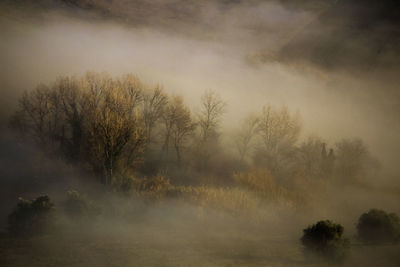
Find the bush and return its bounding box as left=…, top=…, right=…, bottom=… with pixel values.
left=357, top=209, right=400, bottom=243
left=63, top=190, right=101, bottom=220
left=8, top=195, right=55, bottom=235
left=301, top=220, right=350, bottom=263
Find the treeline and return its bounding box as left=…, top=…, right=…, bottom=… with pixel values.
left=10, top=72, right=378, bottom=192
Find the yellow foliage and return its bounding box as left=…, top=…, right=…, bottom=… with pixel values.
left=166, top=186, right=261, bottom=216
left=233, top=168, right=306, bottom=206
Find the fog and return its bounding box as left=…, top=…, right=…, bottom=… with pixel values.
left=2, top=1, right=399, bottom=175
left=1, top=0, right=400, bottom=266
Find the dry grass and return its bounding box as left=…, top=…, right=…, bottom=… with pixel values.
left=166, top=186, right=261, bottom=216
left=233, top=168, right=307, bottom=207
left=114, top=169, right=308, bottom=219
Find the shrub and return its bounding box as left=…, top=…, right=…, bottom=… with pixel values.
left=8, top=195, right=55, bottom=235
left=301, top=220, right=350, bottom=263
left=357, top=209, right=400, bottom=243
left=63, top=190, right=101, bottom=220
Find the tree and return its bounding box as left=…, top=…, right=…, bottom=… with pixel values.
left=297, top=137, right=335, bottom=180
left=357, top=209, right=400, bottom=243
left=170, top=97, right=196, bottom=166
left=333, top=138, right=378, bottom=183
left=257, top=105, right=301, bottom=153
left=11, top=72, right=147, bottom=186
left=52, top=76, right=85, bottom=161
left=82, top=73, right=145, bottom=185
left=254, top=105, right=301, bottom=177
left=234, top=114, right=259, bottom=163
left=142, top=85, right=168, bottom=145
left=161, top=96, right=195, bottom=166
left=197, top=90, right=226, bottom=143
left=10, top=85, right=59, bottom=148
left=301, top=220, right=350, bottom=262
left=195, top=90, right=226, bottom=167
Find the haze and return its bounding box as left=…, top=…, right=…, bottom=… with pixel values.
left=1, top=1, right=400, bottom=266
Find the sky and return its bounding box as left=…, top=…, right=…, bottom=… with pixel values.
left=1, top=0, right=399, bottom=180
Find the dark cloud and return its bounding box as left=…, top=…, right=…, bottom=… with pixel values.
left=275, top=0, right=400, bottom=71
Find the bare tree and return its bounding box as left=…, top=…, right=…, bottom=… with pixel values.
left=170, top=97, right=196, bottom=165
left=83, top=74, right=145, bottom=185
left=53, top=76, right=85, bottom=161
left=10, top=85, right=62, bottom=149
left=334, top=138, right=378, bottom=183
left=161, top=97, right=175, bottom=159
left=253, top=105, right=301, bottom=177
left=142, top=85, right=168, bottom=145
left=257, top=105, right=301, bottom=153
left=193, top=90, right=226, bottom=169
left=11, top=72, right=146, bottom=186
left=297, top=136, right=327, bottom=179
left=197, top=90, right=226, bottom=143
left=234, top=114, right=259, bottom=162
left=161, top=96, right=195, bottom=166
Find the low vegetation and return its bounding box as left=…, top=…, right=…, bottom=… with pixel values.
left=301, top=220, right=350, bottom=263
left=8, top=195, right=55, bottom=235
left=63, top=190, right=101, bottom=221
left=357, top=209, right=400, bottom=244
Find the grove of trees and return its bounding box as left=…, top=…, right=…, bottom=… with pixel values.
left=10, top=72, right=378, bottom=191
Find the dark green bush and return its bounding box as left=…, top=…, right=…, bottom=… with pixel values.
left=63, top=190, right=101, bottom=220
left=8, top=195, right=55, bottom=235
left=301, top=220, right=350, bottom=263
left=357, top=209, right=400, bottom=243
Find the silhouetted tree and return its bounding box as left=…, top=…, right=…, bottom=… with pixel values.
left=301, top=220, right=350, bottom=262
left=357, top=209, right=400, bottom=243
left=142, top=85, right=168, bottom=145
left=10, top=86, right=59, bottom=148
left=254, top=105, right=301, bottom=178
left=11, top=72, right=146, bottom=186
left=197, top=90, right=226, bottom=143
left=333, top=138, right=378, bottom=183
left=161, top=96, right=195, bottom=166
left=257, top=105, right=301, bottom=152
left=234, top=114, right=259, bottom=163
left=170, top=97, right=196, bottom=166
left=297, top=137, right=326, bottom=179
left=195, top=90, right=226, bottom=168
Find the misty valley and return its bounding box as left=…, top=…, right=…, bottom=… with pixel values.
left=1, top=1, right=400, bottom=267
